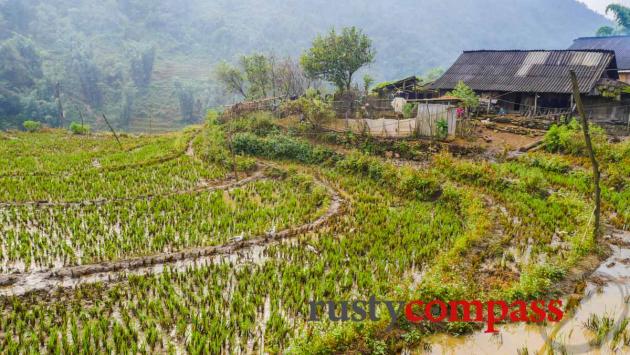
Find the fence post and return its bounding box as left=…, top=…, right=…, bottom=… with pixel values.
left=382, top=118, right=386, bottom=137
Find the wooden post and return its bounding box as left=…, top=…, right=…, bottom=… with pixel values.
left=79, top=110, right=85, bottom=131
left=570, top=70, right=601, bottom=239
left=102, top=114, right=123, bottom=149
left=227, top=131, right=239, bottom=181
left=55, top=82, right=64, bottom=127
left=533, top=93, right=538, bottom=117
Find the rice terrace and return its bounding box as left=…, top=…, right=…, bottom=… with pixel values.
left=2, top=1, right=630, bottom=354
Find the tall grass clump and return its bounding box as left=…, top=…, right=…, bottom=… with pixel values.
left=337, top=152, right=442, bottom=201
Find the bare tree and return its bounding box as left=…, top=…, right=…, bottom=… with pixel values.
left=214, top=61, right=247, bottom=98
left=274, top=56, right=311, bottom=97
left=215, top=54, right=314, bottom=100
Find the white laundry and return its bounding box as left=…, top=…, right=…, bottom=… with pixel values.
left=391, top=97, right=407, bottom=114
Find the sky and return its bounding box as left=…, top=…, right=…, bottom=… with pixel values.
left=579, top=0, right=630, bottom=15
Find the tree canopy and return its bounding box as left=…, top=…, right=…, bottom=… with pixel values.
left=447, top=81, right=479, bottom=109
left=215, top=54, right=312, bottom=100
left=300, top=27, right=375, bottom=92
left=597, top=4, right=630, bottom=36
left=0, top=0, right=608, bottom=130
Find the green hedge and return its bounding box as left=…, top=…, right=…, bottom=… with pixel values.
left=232, top=132, right=337, bottom=164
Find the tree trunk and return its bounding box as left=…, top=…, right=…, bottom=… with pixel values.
left=346, top=72, right=353, bottom=92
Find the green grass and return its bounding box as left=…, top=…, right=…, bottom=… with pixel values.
left=0, top=117, right=628, bottom=353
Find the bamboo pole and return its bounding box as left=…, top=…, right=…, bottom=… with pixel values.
left=55, top=82, right=65, bottom=128
left=102, top=114, right=123, bottom=150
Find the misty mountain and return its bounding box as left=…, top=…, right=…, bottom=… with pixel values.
left=0, top=0, right=610, bottom=130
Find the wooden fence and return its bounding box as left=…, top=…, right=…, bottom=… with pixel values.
left=323, top=102, right=461, bottom=138
left=223, top=97, right=284, bottom=119
left=415, top=103, right=457, bottom=137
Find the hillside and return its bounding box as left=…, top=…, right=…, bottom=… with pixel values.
left=1, top=115, right=629, bottom=352
left=0, top=0, right=609, bottom=131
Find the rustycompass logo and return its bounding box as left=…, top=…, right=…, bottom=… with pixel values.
left=308, top=296, right=564, bottom=332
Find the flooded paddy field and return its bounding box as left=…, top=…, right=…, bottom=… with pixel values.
left=0, top=115, right=628, bottom=353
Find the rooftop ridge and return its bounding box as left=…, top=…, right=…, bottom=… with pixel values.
left=462, top=49, right=615, bottom=54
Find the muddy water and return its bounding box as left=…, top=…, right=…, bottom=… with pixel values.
left=1, top=243, right=269, bottom=297
left=0, top=177, right=343, bottom=296
left=420, top=229, right=630, bottom=355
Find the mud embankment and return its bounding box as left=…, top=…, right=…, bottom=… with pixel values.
left=0, top=177, right=345, bottom=296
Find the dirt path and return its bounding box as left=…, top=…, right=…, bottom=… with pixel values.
left=0, top=176, right=345, bottom=296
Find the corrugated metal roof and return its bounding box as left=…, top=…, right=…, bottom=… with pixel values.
left=377, top=76, right=419, bottom=91
left=430, top=50, right=617, bottom=94
left=569, top=36, right=630, bottom=70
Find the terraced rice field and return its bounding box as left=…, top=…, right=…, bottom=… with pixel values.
left=0, top=114, right=628, bottom=354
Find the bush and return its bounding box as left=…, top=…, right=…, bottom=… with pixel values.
left=447, top=81, right=479, bottom=109
left=281, top=90, right=334, bottom=129
left=22, top=120, right=41, bottom=132
left=402, top=103, right=417, bottom=119
left=206, top=109, right=219, bottom=124
left=232, top=132, right=336, bottom=164
left=544, top=118, right=607, bottom=156
left=227, top=112, right=278, bottom=136
left=69, top=121, right=90, bottom=135
left=436, top=118, right=448, bottom=139
left=199, top=119, right=230, bottom=166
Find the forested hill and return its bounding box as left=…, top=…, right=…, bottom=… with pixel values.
left=0, top=0, right=609, bottom=131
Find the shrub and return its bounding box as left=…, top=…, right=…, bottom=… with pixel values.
left=281, top=90, right=334, bottom=129
left=447, top=81, right=479, bottom=109
left=436, top=118, right=448, bottom=139
left=199, top=121, right=230, bottom=166
left=22, top=120, right=41, bottom=132
left=69, top=122, right=90, bottom=135
left=206, top=109, right=219, bottom=124
left=232, top=132, right=336, bottom=164
left=402, top=103, right=417, bottom=119
left=544, top=118, right=607, bottom=156
left=227, top=112, right=278, bottom=136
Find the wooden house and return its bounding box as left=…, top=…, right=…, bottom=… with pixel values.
left=570, top=35, right=630, bottom=84
left=430, top=50, right=630, bottom=127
